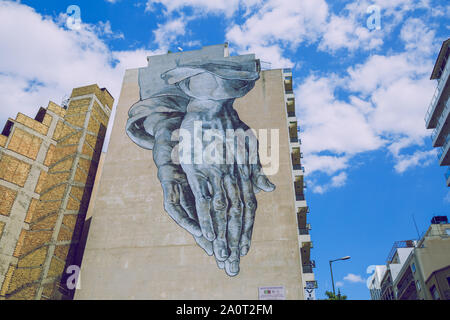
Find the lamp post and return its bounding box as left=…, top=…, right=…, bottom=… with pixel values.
left=329, top=256, right=351, bottom=295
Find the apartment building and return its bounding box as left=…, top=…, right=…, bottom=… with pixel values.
left=370, top=216, right=450, bottom=300
left=425, top=38, right=450, bottom=186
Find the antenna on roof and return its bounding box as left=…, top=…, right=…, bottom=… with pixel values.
left=411, top=213, right=421, bottom=240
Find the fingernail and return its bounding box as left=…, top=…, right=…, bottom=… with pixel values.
left=240, top=246, right=249, bottom=256
left=231, top=261, right=240, bottom=273
left=221, top=249, right=228, bottom=259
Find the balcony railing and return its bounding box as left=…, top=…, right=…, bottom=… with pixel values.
left=284, top=76, right=293, bottom=93
left=425, top=59, right=450, bottom=126
left=299, top=228, right=309, bottom=235
left=431, top=98, right=450, bottom=145
left=302, top=264, right=313, bottom=274
left=438, top=133, right=450, bottom=161
left=396, top=271, right=415, bottom=298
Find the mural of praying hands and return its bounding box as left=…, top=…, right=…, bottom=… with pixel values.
left=180, top=113, right=275, bottom=277
left=164, top=68, right=275, bottom=276
left=126, top=58, right=276, bottom=277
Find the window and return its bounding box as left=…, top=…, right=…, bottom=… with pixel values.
left=445, top=228, right=450, bottom=236
left=416, top=281, right=421, bottom=291
left=447, top=277, right=450, bottom=288
left=430, top=285, right=440, bottom=300
left=411, top=263, right=416, bottom=273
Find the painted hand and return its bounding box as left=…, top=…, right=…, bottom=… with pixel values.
left=151, top=115, right=214, bottom=256
left=179, top=108, right=275, bottom=276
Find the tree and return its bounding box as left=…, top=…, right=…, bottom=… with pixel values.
left=325, top=289, right=348, bottom=300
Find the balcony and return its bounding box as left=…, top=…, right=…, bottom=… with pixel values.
left=299, top=227, right=310, bottom=235
left=291, top=147, right=304, bottom=173
left=296, top=194, right=305, bottom=201
left=431, top=98, right=450, bottom=147
left=426, top=59, right=450, bottom=129
left=302, top=265, right=313, bottom=274
left=284, top=76, right=293, bottom=93
left=294, top=175, right=305, bottom=202
left=438, top=133, right=450, bottom=165
left=300, top=243, right=312, bottom=269
left=289, top=121, right=299, bottom=143
left=396, top=270, right=414, bottom=298
left=286, top=98, right=296, bottom=118
left=293, top=164, right=304, bottom=171
left=302, top=261, right=316, bottom=274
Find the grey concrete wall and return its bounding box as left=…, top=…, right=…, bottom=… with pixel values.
left=75, top=48, right=303, bottom=300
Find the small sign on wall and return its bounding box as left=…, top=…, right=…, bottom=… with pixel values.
left=258, top=286, right=286, bottom=300
left=304, top=281, right=317, bottom=300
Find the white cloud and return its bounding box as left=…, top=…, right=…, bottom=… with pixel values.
left=296, top=75, right=385, bottom=158
left=303, top=155, right=349, bottom=176
left=143, top=0, right=435, bottom=71
left=343, top=273, right=365, bottom=283
left=331, top=172, right=348, bottom=187
left=317, top=0, right=433, bottom=53
left=297, top=15, right=439, bottom=190
left=0, top=1, right=161, bottom=149
left=226, top=0, right=328, bottom=68
left=153, top=17, right=187, bottom=50
left=146, top=0, right=241, bottom=17
left=312, top=172, right=348, bottom=194
left=96, top=20, right=124, bottom=39
left=319, top=6, right=383, bottom=52
left=393, top=149, right=437, bottom=174
left=336, top=281, right=344, bottom=288
left=400, top=18, right=436, bottom=56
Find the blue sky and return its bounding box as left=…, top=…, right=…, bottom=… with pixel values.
left=0, top=0, right=449, bottom=299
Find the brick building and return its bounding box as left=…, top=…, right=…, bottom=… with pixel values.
left=0, top=85, right=113, bottom=300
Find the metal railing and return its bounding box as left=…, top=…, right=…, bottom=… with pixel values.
left=438, top=133, right=450, bottom=161
left=396, top=271, right=415, bottom=298
left=386, top=240, right=415, bottom=263
left=431, top=98, right=450, bottom=144
left=299, top=228, right=309, bottom=235
left=302, top=264, right=313, bottom=274
left=425, top=60, right=450, bottom=125
left=287, top=111, right=296, bottom=117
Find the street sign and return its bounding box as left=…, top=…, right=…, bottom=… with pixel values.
left=258, top=286, right=286, bottom=300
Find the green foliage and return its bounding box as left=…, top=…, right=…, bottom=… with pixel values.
left=325, top=289, right=348, bottom=300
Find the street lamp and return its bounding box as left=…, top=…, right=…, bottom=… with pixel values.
left=329, top=256, right=351, bottom=295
